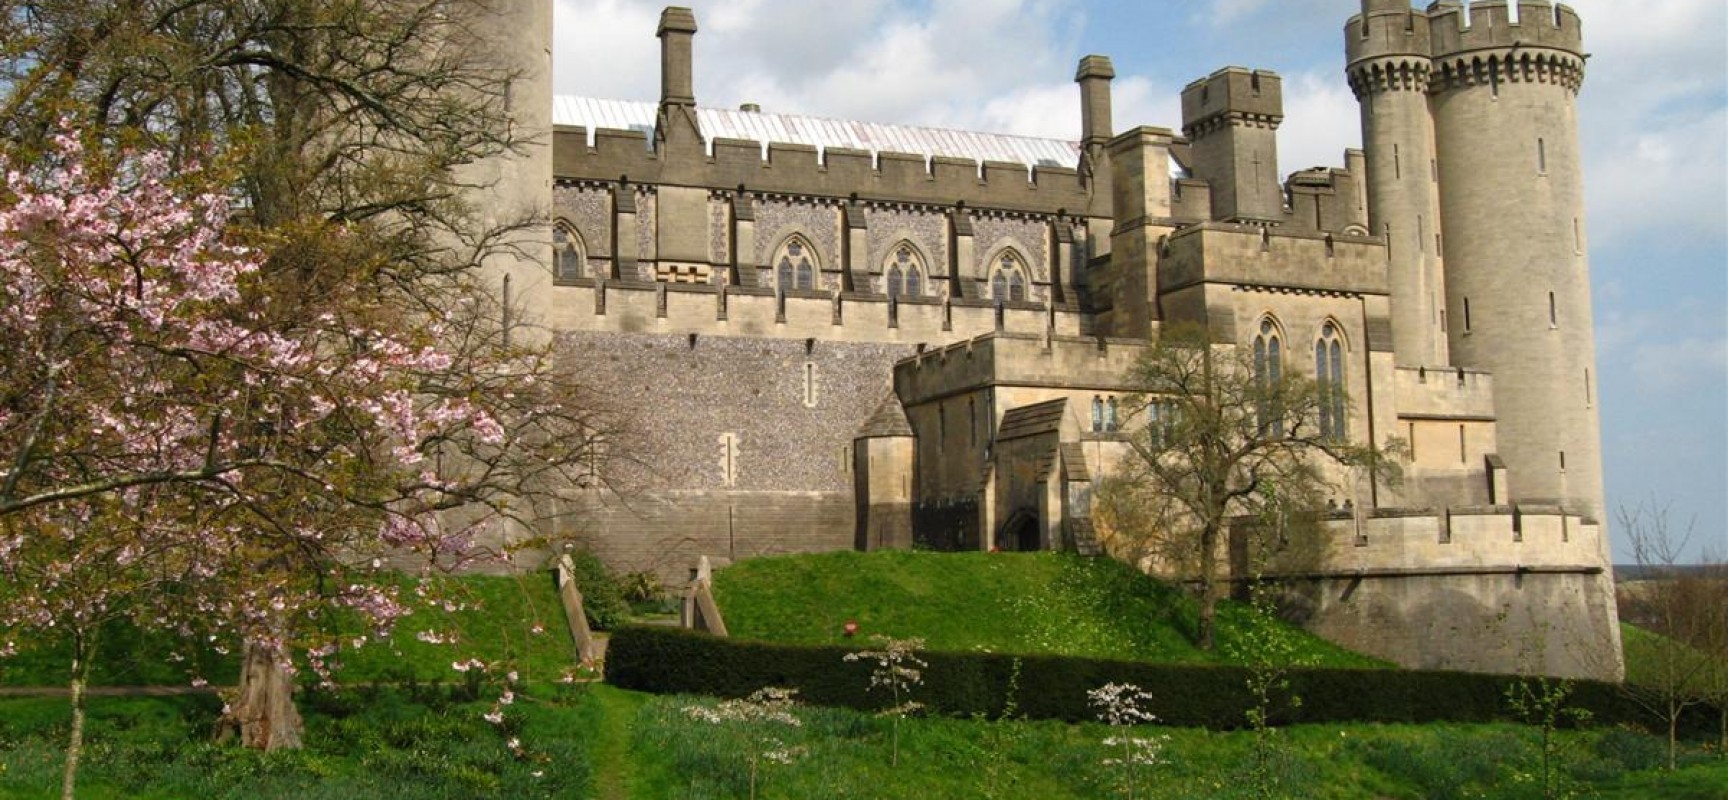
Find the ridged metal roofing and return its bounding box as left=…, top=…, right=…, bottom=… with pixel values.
left=553, top=96, right=1081, bottom=170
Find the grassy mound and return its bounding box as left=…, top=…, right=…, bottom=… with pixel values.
left=711, top=550, right=1385, bottom=668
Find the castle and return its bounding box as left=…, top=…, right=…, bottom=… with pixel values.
left=474, top=1, right=1622, bottom=680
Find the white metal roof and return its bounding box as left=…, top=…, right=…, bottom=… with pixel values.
left=551, top=95, right=1187, bottom=179
left=553, top=96, right=1080, bottom=170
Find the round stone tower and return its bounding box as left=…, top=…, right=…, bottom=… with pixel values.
left=1347, top=0, right=1449, bottom=367
left=1427, top=1, right=1600, bottom=518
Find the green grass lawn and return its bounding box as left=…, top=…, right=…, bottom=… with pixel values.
left=0, top=686, right=594, bottom=799
left=712, top=550, right=1386, bottom=668
left=0, top=573, right=578, bottom=690
left=4, top=555, right=1723, bottom=798
left=5, top=685, right=1720, bottom=800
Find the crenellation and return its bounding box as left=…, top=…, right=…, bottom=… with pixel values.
left=1158, top=224, right=1389, bottom=297
left=561, top=119, right=1099, bottom=216
left=1428, top=0, right=1584, bottom=60
left=711, top=136, right=767, bottom=168
left=1346, top=4, right=1432, bottom=65
left=1395, top=365, right=1495, bottom=420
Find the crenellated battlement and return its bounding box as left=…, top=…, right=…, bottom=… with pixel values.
left=1180, top=67, right=1284, bottom=138
left=1427, top=1, right=1584, bottom=61
left=538, top=278, right=1093, bottom=346
left=1292, top=505, right=1605, bottom=577
left=553, top=123, right=1095, bottom=218
left=1157, top=223, right=1388, bottom=297
left=1347, top=2, right=1586, bottom=96
left=1346, top=3, right=1433, bottom=68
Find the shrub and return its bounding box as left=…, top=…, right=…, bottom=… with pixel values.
left=565, top=550, right=630, bottom=630
left=605, top=626, right=1723, bottom=733
left=1593, top=725, right=1669, bottom=773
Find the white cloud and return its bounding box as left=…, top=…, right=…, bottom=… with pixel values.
left=1562, top=0, right=1728, bottom=247
left=554, top=0, right=1088, bottom=130
left=551, top=0, right=661, bottom=100
left=1276, top=69, right=1362, bottom=175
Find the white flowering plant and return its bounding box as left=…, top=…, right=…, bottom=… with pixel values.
left=1088, top=682, right=1169, bottom=800
left=843, top=636, right=927, bottom=767
left=681, top=687, right=805, bottom=800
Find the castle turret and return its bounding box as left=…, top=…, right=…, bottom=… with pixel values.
left=1180, top=67, right=1285, bottom=224
left=1347, top=0, right=1449, bottom=366
left=461, top=0, right=553, bottom=316
left=1426, top=0, right=1600, bottom=518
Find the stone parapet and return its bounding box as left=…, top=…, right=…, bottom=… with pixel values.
left=552, top=126, right=1095, bottom=218
left=1427, top=1, right=1584, bottom=60
left=893, top=333, right=1148, bottom=406
left=1347, top=2, right=1435, bottom=68
left=537, top=280, right=1089, bottom=344
left=1287, top=506, right=1606, bottom=577
left=1393, top=365, right=1495, bottom=420
left=1157, top=224, right=1388, bottom=297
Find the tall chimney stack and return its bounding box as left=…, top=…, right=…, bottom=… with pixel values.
left=658, top=7, right=698, bottom=107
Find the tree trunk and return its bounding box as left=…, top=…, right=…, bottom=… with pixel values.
left=60, top=658, right=87, bottom=800
left=1197, top=523, right=1219, bottom=651
left=59, top=627, right=101, bottom=800
left=1668, top=710, right=1679, bottom=771
left=221, top=640, right=304, bottom=750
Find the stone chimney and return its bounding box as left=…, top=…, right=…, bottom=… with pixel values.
left=658, top=7, right=698, bottom=107
left=1076, top=55, right=1116, bottom=149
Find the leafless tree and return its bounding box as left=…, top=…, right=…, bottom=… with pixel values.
left=1617, top=498, right=1717, bottom=770
left=1096, top=323, right=1394, bottom=651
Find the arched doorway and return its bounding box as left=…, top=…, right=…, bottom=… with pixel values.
left=999, top=510, right=1041, bottom=552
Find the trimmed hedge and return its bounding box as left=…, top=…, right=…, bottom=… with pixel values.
left=605, top=625, right=1717, bottom=734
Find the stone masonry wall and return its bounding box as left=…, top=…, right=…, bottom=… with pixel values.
left=550, top=330, right=915, bottom=581
left=559, top=330, right=914, bottom=492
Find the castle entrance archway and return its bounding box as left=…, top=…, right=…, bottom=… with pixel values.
left=999, top=510, right=1041, bottom=552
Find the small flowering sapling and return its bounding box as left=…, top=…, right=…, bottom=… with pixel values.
left=1088, top=682, right=1168, bottom=800
left=843, top=635, right=927, bottom=767
left=682, top=687, right=805, bottom=800
left=1224, top=581, right=1314, bottom=800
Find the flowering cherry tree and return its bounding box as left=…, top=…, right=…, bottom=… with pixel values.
left=0, top=133, right=603, bottom=798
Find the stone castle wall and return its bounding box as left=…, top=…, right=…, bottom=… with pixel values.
left=547, top=330, right=914, bottom=580
left=1264, top=508, right=1619, bottom=679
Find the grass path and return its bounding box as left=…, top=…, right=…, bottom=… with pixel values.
left=588, top=685, right=645, bottom=800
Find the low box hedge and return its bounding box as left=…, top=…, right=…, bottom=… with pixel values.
left=605, top=625, right=1716, bottom=734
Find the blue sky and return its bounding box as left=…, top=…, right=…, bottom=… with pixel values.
left=553, top=0, right=1728, bottom=563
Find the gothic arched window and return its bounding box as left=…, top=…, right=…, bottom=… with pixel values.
left=1316, top=322, right=1347, bottom=439
left=1106, top=397, right=1119, bottom=433
left=553, top=221, right=585, bottom=282
left=1091, top=396, right=1104, bottom=433
left=1254, top=317, right=1284, bottom=437
left=991, top=251, right=1028, bottom=303
left=885, top=245, right=925, bottom=299
left=774, top=236, right=818, bottom=292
